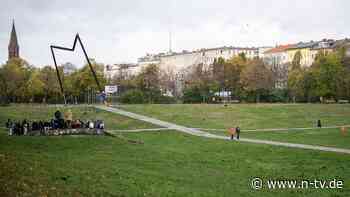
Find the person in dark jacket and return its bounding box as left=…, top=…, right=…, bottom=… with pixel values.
left=32, top=121, right=37, bottom=131
left=39, top=121, right=44, bottom=135
left=236, top=126, right=241, bottom=140
left=14, top=122, right=21, bottom=135
left=54, top=110, right=62, bottom=120
left=5, top=119, right=12, bottom=128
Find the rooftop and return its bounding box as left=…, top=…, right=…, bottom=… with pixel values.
left=264, top=44, right=295, bottom=54
left=139, top=46, right=259, bottom=60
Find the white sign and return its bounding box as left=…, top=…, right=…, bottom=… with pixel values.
left=105, top=85, right=118, bottom=94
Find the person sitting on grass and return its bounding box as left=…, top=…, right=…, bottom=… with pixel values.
left=95, top=120, right=99, bottom=128
left=6, top=119, right=12, bottom=135
left=98, top=120, right=105, bottom=134
left=52, top=119, right=59, bottom=130
left=5, top=119, right=12, bottom=129
left=95, top=120, right=104, bottom=134
left=78, top=119, right=84, bottom=129
left=14, top=122, right=20, bottom=135
left=71, top=120, right=77, bottom=129
left=20, top=121, right=24, bottom=135
left=7, top=121, right=14, bottom=136
left=54, top=110, right=65, bottom=129
left=85, top=121, right=90, bottom=129
left=88, top=120, right=94, bottom=129
left=99, top=120, right=105, bottom=130
left=72, top=119, right=82, bottom=129
left=31, top=121, right=37, bottom=131
left=44, top=121, right=51, bottom=133
left=39, top=121, right=44, bottom=135
left=22, top=119, right=29, bottom=136
left=64, top=109, right=73, bottom=129
left=54, top=110, right=62, bottom=120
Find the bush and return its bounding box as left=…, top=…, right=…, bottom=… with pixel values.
left=0, top=96, right=10, bottom=106
left=182, top=86, right=203, bottom=103
left=119, top=90, right=146, bottom=104
left=268, top=89, right=289, bottom=102
left=155, top=95, right=177, bottom=104
left=119, top=89, right=177, bottom=104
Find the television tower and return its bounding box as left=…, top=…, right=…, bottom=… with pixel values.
left=169, top=31, right=172, bottom=53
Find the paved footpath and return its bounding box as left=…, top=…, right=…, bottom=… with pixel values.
left=195, top=125, right=350, bottom=132
left=96, top=105, right=350, bottom=154
left=108, top=128, right=172, bottom=133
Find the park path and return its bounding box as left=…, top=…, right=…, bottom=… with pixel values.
left=95, top=105, right=350, bottom=154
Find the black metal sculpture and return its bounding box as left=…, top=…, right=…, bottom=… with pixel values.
left=50, top=33, right=102, bottom=104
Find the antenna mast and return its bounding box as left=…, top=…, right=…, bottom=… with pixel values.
left=169, top=31, right=172, bottom=53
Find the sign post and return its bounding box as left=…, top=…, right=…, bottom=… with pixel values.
left=105, top=85, right=118, bottom=94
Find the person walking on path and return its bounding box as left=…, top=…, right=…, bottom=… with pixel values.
left=236, top=126, right=241, bottom=140
left=100, top=91, right=107, bottom=105
left=317, top=119, right=322, bottom=128
left=229, top=127, right=236, bottom=140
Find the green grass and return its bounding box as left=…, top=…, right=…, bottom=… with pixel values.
left=0, top=104, right=157, bottom=130
left=1, top=129, right=350, bottom=196
left=119, top=104, right=350, bottom=129
left=1, top=104, right=350, bottom=196
left=120, top=104, right=350, bottom=149
left=208, top=128, right=350, bottom=149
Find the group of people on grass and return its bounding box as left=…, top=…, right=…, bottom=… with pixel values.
left=5, top=109, right=105, bottom=136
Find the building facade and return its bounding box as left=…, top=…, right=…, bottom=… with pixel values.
left=104, top=63, right=139, bottom=80
left=138, top=46, right=260, bottom=69
left=286, top=40, right=335, bottom=68
left=264, top=44, right=295, bottom=89
left=263, top=39, right=338, bottom=89
left=116, top=39, right=348, bottom=94
left=137, top=46, right=261, bottom=96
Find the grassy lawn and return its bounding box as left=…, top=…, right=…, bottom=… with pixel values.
left=208, top=128, right=350, bottom=149
left=0, top=129, right=350, bottom=196
left=1, top=104, right=350, bottom=196
left=119, top=104, right=350, bottom=129
left=119, top=104, right=350, bottom=149
left=0, top=104, right=157, bottom=130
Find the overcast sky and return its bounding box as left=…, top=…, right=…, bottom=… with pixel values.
left=0, top=0, right=349, bottom=67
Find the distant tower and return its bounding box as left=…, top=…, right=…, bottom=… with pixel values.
left=169, top=31, right=172, bottom=53
left=8, top=20, right=20, bottom=60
